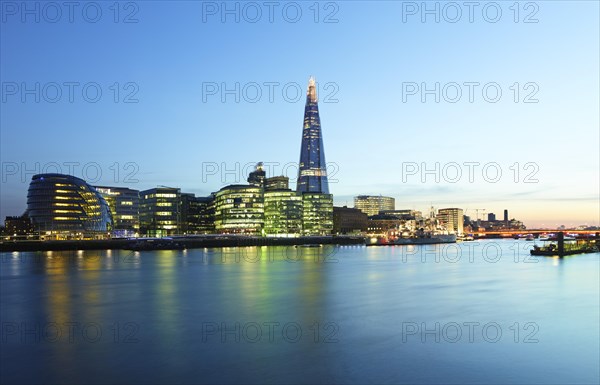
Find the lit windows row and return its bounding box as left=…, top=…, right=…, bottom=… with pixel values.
left=156, top=193, right=177, bottom=198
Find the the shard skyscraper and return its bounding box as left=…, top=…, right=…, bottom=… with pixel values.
left=296, top=77, right=329, bottom=194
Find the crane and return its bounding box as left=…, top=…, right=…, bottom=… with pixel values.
left=474, top=209, right=487, bottom=221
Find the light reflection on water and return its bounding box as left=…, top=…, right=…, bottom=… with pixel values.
left=0, top=240, right=598, bottom=384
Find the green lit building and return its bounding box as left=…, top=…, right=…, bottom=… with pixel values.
left=264, top=185, right=302, bottom=237
left=210, top=76, right=339, bottom=238
left=354, top=195, right=396, bottom=216
left=139, top=187, right=181, bottom=237
left=301, top=192, right=333, bottom=236
left=265, top=176, right=289, bottom=190
left=214, top=185, right=264, bottom=235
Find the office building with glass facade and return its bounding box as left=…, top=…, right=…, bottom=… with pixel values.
left=297, top=77, right=329, bottom=195
left=180, top=193, right=215, bottom=235
left=248, top=163, right=267, bottom=187
left=214, top=185, right=264, bottom=235
left=139, top=187, right=181, bottom=237
left=26, top=173, right=112, bottom=239
left=265, top=176, right=290, bottom=191
left=264, top=189, right=303, bottom=237
left=301, top=192, right=333, bottom=235
left=95, top=186, right=140, bottom=237
left=437, top=208, right=464, bottom=235
left=354, top=195, right=396, bottom=216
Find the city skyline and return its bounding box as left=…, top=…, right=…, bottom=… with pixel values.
left=1, top=2, right=598, bottom=228
left=1, top=3, right=599, bottom=384
left=3, top=167, right=587, bottom=231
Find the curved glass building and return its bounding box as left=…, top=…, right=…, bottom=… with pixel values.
left=214, top=185, right=264, bottom=235
left=27, top=174, right=112, bottom=237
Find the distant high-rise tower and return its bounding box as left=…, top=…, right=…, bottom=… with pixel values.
left=248, top=162, right=266, bottom=187
left=296, top=77, right=329, bottom=194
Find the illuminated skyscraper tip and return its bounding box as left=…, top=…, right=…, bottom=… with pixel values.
left=297, top=76, right=329, bottom=194
left=307, top=76, right=317, bottom=102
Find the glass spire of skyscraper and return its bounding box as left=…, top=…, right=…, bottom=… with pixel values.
left=296, top=77, right=329, bottom=194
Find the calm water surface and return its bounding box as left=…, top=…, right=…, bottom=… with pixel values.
left=1, top=240, right=598, bottom=384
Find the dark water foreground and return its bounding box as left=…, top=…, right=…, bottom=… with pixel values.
left=1, top=240, right=598, bottom=384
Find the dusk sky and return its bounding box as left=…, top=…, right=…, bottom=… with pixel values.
left=1, top=1, right=598, bottom=228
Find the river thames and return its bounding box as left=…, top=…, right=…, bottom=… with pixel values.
left=1, top=240, right=598, bottom=384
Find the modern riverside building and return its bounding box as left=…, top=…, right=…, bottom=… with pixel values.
left=333, top=206, right=368, bottom=235
left=214, top=185, right=264, bottom=235
left=180, top=193, right=215, bottom=235
left=214, top=170, right=334, bottom=236
left=437, top=208, right=464, bottom=235
left=180, top=193, right=198, bottom=235
left=354, top=195, right=396, bottom=216
left=302, top=193, right=333, bottom=235
left=139, top=187, right=181, bottom=237
left=297, top=77, right=329, bottom=194
left=248, top=163, right=267, bottom=187
left=197, top=195, right=216, bottom=234
left=95, top=186, right=140, bottom=237
left=264, top=189, right=303, bottom=237
left=265, top=176, right=290, bottom=191
left=26, top=173, right=112, bottom=239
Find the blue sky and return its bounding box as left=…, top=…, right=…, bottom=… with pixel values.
left=1, top=1, right=599, bottom=227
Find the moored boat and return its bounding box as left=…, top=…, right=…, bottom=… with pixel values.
left=530, top=232, right=598, bottom=257
left=530, top=244, right=598, bottom=256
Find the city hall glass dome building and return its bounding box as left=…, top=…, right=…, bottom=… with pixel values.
left=26, top=174, right=112, bottom=238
